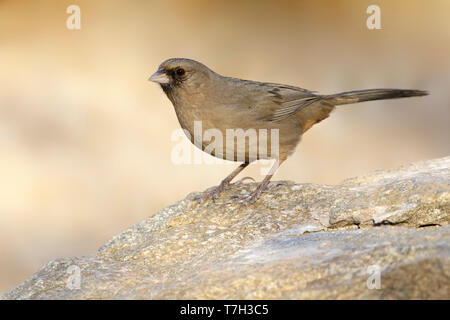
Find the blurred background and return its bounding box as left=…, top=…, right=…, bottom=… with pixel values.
left=0, top=0, right=449, bottom=294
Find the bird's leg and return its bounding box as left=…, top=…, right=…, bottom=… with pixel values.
left=238, top=173, right=274, bottom=206
left=239, top=159, right=283, bottom=206
left=200, top=162, right=250, bottom=201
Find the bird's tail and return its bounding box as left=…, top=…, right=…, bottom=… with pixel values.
left=322, top=89, right=428, bottom=106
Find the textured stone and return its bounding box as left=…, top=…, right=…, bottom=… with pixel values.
left=2, top=157, right=450, bottom=299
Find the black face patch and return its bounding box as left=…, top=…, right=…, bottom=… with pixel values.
left=157, top=70, right=180, bottom=94
left=166, top=68, right=186, bottom=87
left=161, top=83, right=172, bottom=94
left=159, top=68, right=185, bottom=97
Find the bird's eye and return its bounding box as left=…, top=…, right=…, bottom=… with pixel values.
left=175, top=68, right=185, bottom=77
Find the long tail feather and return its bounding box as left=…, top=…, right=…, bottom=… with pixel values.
left=323, top=89, right=428, bottom=105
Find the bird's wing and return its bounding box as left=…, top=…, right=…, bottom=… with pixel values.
left=220, top=77, right=321, bottom=122
left=257, top=83, right=321, bottom=122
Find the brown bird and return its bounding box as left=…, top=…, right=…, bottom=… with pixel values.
left=149, top=58, right=428, bottom=205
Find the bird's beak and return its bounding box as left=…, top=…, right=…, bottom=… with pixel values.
left=148, top=68, right=170, bottom=84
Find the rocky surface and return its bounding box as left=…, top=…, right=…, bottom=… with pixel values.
left=2, top=157, right=450, bottom=299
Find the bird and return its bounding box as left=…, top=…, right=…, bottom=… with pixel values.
left=149, top=58, right=428, bottom=205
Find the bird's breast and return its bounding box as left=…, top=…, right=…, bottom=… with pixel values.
left=172, top=100, right=300, bottom=162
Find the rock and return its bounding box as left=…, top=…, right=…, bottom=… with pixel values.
left=2, top=157, right=450, bottom=299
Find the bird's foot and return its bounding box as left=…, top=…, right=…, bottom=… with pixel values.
left=237, top=190, right=261, bottom=207
left=195, top=182, right=229, bottom=203
left=229, top=181, right=286, bottom=207
left=266, top=180, right=288, bottom=191
left=195, top=176, right=256, bottom=203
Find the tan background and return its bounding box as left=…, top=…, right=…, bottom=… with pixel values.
left=0, top=0, right=449, bottom=294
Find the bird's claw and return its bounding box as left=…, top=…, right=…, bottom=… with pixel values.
left=231, top=181, right=286, bottom=207
left=266, top=181, right=288, bottom=191
left=233, top=176, right=256, bottom=185
left=196, top=179, right=283, bottom=206
left=237, top=192, right=260, bottom=207
left=195, top=176, right=257, bottom=204
left=231, top=185, right=267, bottom=207
left=195, top=182, right=229, bottom=203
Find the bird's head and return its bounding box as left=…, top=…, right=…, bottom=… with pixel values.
left=149, top=58, right=215, bottom=94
